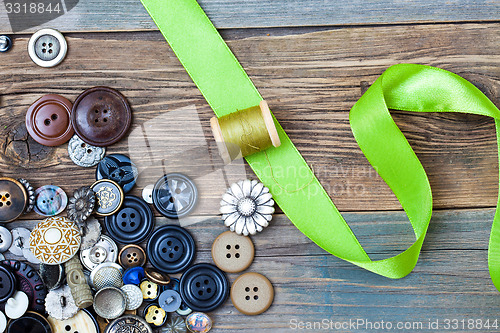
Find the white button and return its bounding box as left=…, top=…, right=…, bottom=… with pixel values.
left=5, top=291, right=29, bottom=319
left=0, top=311, right=5, bottom=333
left=0, top=227, right=12, bottom=253
left=28, top=29, right=67, bottom=68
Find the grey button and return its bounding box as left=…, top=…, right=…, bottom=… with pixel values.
left=80, top=235, right=118, bottom=271
left=68, top=135, right=106, bottom=168
left=34, top=34, right=60, bottom=61
left=121, top=284, right=143, bottom=311
left=90, top=262, right=123, bottom=291
left=142, top=184, right=154, bottom=204
left=0, top=227, right=12, bottom=252
left=8, top=227, right=31, bottom=257
left=0, top=35, right=12, bottom=53
left=93, top=286, right=127, bottom=320
left=158, top=289, right=182, bottom=312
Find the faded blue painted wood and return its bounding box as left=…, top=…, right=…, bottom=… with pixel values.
left=0, top=0, right=499, bottom=33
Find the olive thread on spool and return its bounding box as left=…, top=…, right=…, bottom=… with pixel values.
left=210, top=100, right=281, bottom=164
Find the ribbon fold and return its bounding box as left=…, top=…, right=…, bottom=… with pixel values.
left=140, top=0, right=500, bottom=290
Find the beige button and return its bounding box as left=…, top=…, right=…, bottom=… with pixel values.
left=230, top=272, right=273, bottom=315
left=211, top=231, right=254, bottom=273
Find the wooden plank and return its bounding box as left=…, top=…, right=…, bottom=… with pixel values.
left=4, top=208, right=500, bottom=331
left=0, top=23, right=499, bottom=215
left=1, top=0, right=500, bottom=33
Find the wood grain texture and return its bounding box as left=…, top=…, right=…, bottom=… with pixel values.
left=4, top=208, right=500, bottom=332
left=1, top=0, right=500, bottom=33
left=0, top=23, right=499, bottom=215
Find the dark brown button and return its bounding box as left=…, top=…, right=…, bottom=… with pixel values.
left=0, top=178, right=27, bottom=222
left=71, top=87, right=132, bottom=147
left=118, top=244, right=147, bottom=269
left=26, top=94, right=74, bottom=146
left=211, top=231, right=254, bottom=273
left=230, top=272, right=274, bottom=315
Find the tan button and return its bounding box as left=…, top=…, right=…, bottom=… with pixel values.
left=230, top=272, right=273, bottom=315
left=211, top=231, right=254, bottom=273
left=118, top=245, right=146, bottom=268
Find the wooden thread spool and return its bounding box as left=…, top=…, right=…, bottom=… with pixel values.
left=210, top=100, right=281, bottom=164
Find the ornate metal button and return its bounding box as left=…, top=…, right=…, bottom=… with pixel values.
left=93, top=286, right=127, bottom=320
left=152, top=173, right=198, bottom=219
left=0, top=35, right=12, bottom=52
left=230, top=272, right=274, bottom=315
left=145, top=304, right=167, bottom=327
left=80, top=235, right=118, bottom=271
left=68, top=134, right=106, bottom=168
left=34, top=185, right=68, bottom=217
left=159, top=313, right=187, bottom=333
left=142, top=184, right=154, bottom=204
left=0, top=178, right=27, bottom=223
left=47, top=309, right=99, bottom=333
left=96, top=154, right=138, bottom=194
left=29, top=216, right=81, bottom=264
left=0, top=265, right=16, bottom=303
left=158, top=289, right=182, bottom=313
left=44, top=285, right=78, bottom=320
left=17, top=178, right=35, bottom=214
left=211, top=231, right=254, bottom=273
left=26, top=94, right=73, bottom=146
left=121, top=284, right=143, bottom=311
left=2, top=260, right=47, bottom=312
left=91, top=179, right=124, bottom=216
left=71, top=87, right=132, bottom=147
left=220, top=179, right=274, bottom=235
left=0, top=226, right=12, bottom=252
left=185, top=312, right=213, bottom=333
left=140, top=280, right=159, bottom=301
left=119, top=244, right=147, bottom=268
left=104, top=195, right=154, bottom=244
left=79, top=216, right=102, bottom=251
left=67, top=186, right=96, bottom=226
left=179, top=263, right=229, bottom=313
left=104, top=314, right=153, bottom=333
left=144, top=267, right=170, bottom=286
left=90, top=262, right=123, bottom=290
left=6, top=311, right=52, bottom=333
left=147, top=225, right=195, bottom=274
left=28, top=29, right=67, bottom=67
left=123, top=266, right=145, bottom=285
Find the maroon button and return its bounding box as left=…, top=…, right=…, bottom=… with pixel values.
left=71, top=87, right=132, bottom=147
left=26, top=94, right=74, bottom=146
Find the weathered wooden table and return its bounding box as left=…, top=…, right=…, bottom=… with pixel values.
left=1, top=1, right=500, bottom=332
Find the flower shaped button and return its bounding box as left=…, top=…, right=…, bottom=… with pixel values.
left=96, top=154, right=138, bottom=194
left=29, top=216, right=81, bottom=265
left=220, top=179, right=274, bottom=236
left=67, top=186, right=96, bottom=225
left=34, top=185, right=68, bottom=217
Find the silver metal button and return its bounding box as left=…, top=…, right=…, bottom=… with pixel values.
left=121, top=284, right=143, bottom=311
left=8, top=227, right=31, bottom=257
left=80, top=235, right=118, bottom=271
left=0, top=36, right=12, bottom=53
left=104, top=315, right=153, bottom=333
left=44, top=285, right=79, bottom=320
left=0, top=227, right=12, bottom=252
left=90, top=262, right=123, bottom=291
left=28, top=29, right=67, bottom=68
left=93, top=287, right=127, bottom=320
left=68, top=135, right=106, bottom=168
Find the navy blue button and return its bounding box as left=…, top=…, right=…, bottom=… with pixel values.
left=179, top=263, right=229, bottom=312
left=105, top=195, right=154, bottom=244
left=164, top=277, right=180, bottom=292
left=123, top=267, right=145, bottom=285
left=147, top=225, right=195, bottom=274
left=152, top=173, right=198, bottom=219
left=96, top=154, right=138, bottom=194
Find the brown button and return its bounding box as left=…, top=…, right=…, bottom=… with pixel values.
left=211, top=231, right=254, bottom=273
left=144, top=267, right=170, bottom=286
left=119, top=244, right=146, bottom=268
left=230, top=272, right=273, bottom=315
left=71, top=87, right=132, bottom=147
left=26, top=94, right=74, bottom=146
left=0, top=178, right=27, bottom=222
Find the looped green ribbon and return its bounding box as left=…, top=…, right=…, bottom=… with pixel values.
left=140, top=0, right=500, bottom=289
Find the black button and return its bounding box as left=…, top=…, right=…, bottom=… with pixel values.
left=0, top=265, right=16, bottom=303
left=2, top=260, right=47, bottom=313
left=147, top=225, right=195, bottom=274
left=152, top=173, right=198, bottom=219
left=7, top=311, right=52, bottom=333
left=96, top=154, right=138, bottom=194
left=179, top=263, right=229, bottom=312
left=105, top=195, right=154, bottom=244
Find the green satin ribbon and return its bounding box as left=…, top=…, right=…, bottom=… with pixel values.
left=140, top=0, right=500, bottom=289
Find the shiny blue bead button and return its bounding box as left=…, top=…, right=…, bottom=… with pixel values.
left=34, top=185, right=67, bottom=217
left=123, top=267, right=145, bottom=285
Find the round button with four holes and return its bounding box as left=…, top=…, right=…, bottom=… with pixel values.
left=0, top=178, right=27, bottom=223
left=33, top=185, right=68, bottom=217
left=147, top=225, right=195, bottom=274
left=211, top=231, right=254, bottom=273
left=179, top=263, right=229, bottom=312
left=28, top=29, right=67, bottom=68
left=118, top=244, right=147, bottom=269
left=230, top=272, right=274, bottom=315
left=105, top=195, right=154, bottom=244
left=26, top=94, right=74, bottom=146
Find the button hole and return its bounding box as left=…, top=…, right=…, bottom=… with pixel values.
left=6, top=201, right=10, bottom=206
left=226, top=253, right=231, bottom=258
left=121, top=213, right=127, bottom=218
left=51, top=114, right=58, bottom=121
left=121, top=222, right=127, bottom=227
left=65, top=325, right=71, bottom=332
left=204, top=280, right=209, bottom=285
left=5, top=193, right=9, bottom=199
left=42, top=49, right=46, bottom=53
left=103, top=110, right=108, bottom=113
left=48, top=43, right=53, bottom=47
left=80, top=143, right=86, bottom=148
left=207, top=288, right=212, bottom=293
left=253, top=287, right=258, bottom=292
left=226, top=245, right=231, bottom=250
left=95, top=110, right=99, bottom=113
left=130, top=213, right=135, bottom=218
left=161, top=248, right=167, bottom=253
left=235, top=253, right=240, bottom=258
left=42, top=43, right=46, bottom=47
left=130, top=222, right=136, bottom=227
left=95, top=119, right=99, bottom=123
left=48, top=49, right=53, bottom=54
left=174, top=246, right=179, bottom=251
left=245, top=295, right=250, bottom=300
left=235, top=244, right=240, bottom=249
left=198, top=291, right=203, bottom=296
left=167, top=241, right=172, bottom=246
left=196, top=282, right=200, bottom=287
left=168, top=253, right=174, bottom=258
left=87, top=149, right=92, bottom=154
left=254, top=295, right=259, bottom=300
left=245, top=287, right=250, bottom=292
left=103, top=118, right=108, bottom=122
left=44, top=119, right=51, bottom=126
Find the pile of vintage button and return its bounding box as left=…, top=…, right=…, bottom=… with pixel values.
left=0, top=29, right=276, bottom=333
